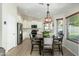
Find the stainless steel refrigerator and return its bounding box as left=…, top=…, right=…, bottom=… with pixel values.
left=17, top=23, right=23, bottom=45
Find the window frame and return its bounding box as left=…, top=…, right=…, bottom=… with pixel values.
left=66, top=12, right=79, bottom=44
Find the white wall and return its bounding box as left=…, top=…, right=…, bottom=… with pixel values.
left=0, top=3, right=2, bottom=47
left=2, top=3, right=18, bottom=52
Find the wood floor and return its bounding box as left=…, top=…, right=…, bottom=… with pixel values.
left=6, top=38, right=74, bottom=56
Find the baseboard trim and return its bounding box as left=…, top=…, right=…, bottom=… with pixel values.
left=64, top=46, right=76, bottom=56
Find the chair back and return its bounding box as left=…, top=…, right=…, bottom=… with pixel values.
left=52, top=33, right=64, bottom=55
left=53, top=34, right=64, bottom=44
left=29, top=34, right=32, bottom=40
left=29, top=34, right=35, bottom=40
left=31, top=30, right=37, bottom=38
left=58, top=35, right=63, bottom=43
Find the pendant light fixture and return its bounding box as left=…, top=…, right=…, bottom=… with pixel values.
left=44, top=4, right=52, bottom=23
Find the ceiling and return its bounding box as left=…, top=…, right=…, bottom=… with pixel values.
left=17, top=3, right=79, bottom=19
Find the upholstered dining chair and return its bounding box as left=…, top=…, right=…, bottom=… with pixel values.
left=53, top=34, right=64, bottom=55
left=41, top=37, right=54, bottom=56
left=29, top=34, right=41, bottom=55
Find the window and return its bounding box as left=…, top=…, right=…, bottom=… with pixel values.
left=57, top=20, right=63, bottom=32
left=44, top=23, right=49, bottom=30
left=44, top=23, right=53, bottom=31
left=57, top=18, right=63, bottom=34
left=67, top=14, right=79, bottom=44
left=43, top=22, right=54, bottom=37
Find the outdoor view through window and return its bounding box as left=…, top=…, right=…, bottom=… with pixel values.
left=68, top=14, right=79, bottom=44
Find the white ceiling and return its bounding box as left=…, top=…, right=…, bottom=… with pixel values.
left=17, top=3, right=79, bottom=19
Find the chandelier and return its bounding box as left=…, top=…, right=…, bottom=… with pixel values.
left=44, top=4, right=52, bottom=23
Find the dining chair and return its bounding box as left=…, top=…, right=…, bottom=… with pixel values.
left=41, top=38, right=54, bottom=56
left=29, top=34, right=41, bottom=55
left=53, top=34, right=64, bottom=55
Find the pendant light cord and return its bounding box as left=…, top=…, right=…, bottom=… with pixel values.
left=47, top=4, right=50, bottom=17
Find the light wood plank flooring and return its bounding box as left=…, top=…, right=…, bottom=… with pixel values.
left=6, top=38, right=74, bottom=56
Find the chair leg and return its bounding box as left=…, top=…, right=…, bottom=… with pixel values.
left=61, top=47, right=63, bottom=55
left=51, top=50, right=53, bottom=56
left=58, top=45, right=60, bottom=54
left=58, top=45, right=60, bottom=51
left=41, top=47, right=44, bottom=56
left=60, top=45, right=63, bottom=55
left=30, top=45, right=33, bottom=54
left=52, top=45, right=54, bottom=56
left=39, top=45, right=41, bottom=55
left=41, top=49, right=44, bottom=56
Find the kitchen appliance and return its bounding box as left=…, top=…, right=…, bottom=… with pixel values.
left=17, top=23, right=23, bottom=45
